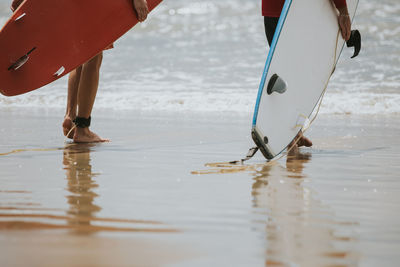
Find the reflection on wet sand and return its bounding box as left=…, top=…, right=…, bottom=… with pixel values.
left=63, top=143, right=101, bottom=234
left=0, top=144, right=177, bottom=233
left=62, top=143, right=178, bottom=234
left=252, top=150, right=359, bottom=266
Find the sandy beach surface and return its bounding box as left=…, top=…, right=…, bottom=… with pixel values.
left=0, top=108, right=399, bottom=266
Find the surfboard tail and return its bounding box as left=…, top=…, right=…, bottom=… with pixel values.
left=251, top=127, right=274, bottom=160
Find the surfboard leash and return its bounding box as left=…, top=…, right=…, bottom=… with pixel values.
left=297, top=29, right=341, bottom=133
left=227, top=146, right=259, bottom=164
left=64, top=125, right=77, bottom=143
left=0, top=147, right=64, bottom=156
left=237, top=30, right=342, bottom=165
left=192, top=30, right=343, bottom=175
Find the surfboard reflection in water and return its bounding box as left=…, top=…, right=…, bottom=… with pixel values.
left=251, top=151, right=360, bottom=266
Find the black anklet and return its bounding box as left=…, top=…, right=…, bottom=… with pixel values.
left=73, top=116, right=91, bottom=128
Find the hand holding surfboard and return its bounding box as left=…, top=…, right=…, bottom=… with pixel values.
left=133, top=0, right=149, bottom=22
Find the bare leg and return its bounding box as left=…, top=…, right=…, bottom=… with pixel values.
left=73, top=53, right=108, bottom=143
left=77, top=53, right=102, bottom=118
left=63, top=66, right=82, bottom=138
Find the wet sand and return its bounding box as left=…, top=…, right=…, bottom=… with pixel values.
left=0, top=108, right=400, bottom=266
left=1, top=230, right=191, bottom=267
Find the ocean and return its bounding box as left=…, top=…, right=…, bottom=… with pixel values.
left=0, top=0, right=399, bottom=115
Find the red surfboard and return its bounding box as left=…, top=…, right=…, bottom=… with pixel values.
left=0, top=0, right=162, bottom=96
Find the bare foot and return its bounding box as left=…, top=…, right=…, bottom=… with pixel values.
left=73, top=127, right=109, bottom=143
left=62, top=116, right=75, bottom=139
left=297, top=135, right=312, bottom=147
left=288, top=132, right=313, bottom=149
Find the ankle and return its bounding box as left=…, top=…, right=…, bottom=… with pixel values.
left=64, top=114, right=76, bottom=120
left=73, top=116, right=91, bottom=128
left=74, top=126, right=90, bottom=136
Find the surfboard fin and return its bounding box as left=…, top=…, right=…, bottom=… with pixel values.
left=54, top=66, right=65, bottom=77
left=267, top=74, right=288, bottom=95
left=251, top=128, right=274, bottom=160
left=346, top=30, right=361, bottom=58
left=15, top=13, right=26, bottom=21
left=7, top=47, right=36, bottom=71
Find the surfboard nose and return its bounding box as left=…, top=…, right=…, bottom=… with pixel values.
left=267, top=74, right=288, bottom=95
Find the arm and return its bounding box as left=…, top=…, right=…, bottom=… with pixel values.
left=11, top=0, right=24, bottom=12
left=133, top=0, right=149, bottom=22
left=332, top=0, right=351, bottom=41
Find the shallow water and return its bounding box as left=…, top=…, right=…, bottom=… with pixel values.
left=0, top=0, right=399, bottom=114
left=1, top=111, right=400, bottom=266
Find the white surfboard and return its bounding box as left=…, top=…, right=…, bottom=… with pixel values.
left=252, top=0, right=360, bottom=159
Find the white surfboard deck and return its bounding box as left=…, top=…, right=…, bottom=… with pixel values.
left=252, top=0, right=359, bottom=159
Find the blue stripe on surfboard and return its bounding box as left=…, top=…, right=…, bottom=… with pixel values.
left=252, top=0, right=293, bottom=127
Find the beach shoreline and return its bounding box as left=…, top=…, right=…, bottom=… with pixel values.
left=1, top=108, right=399, bottom=266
